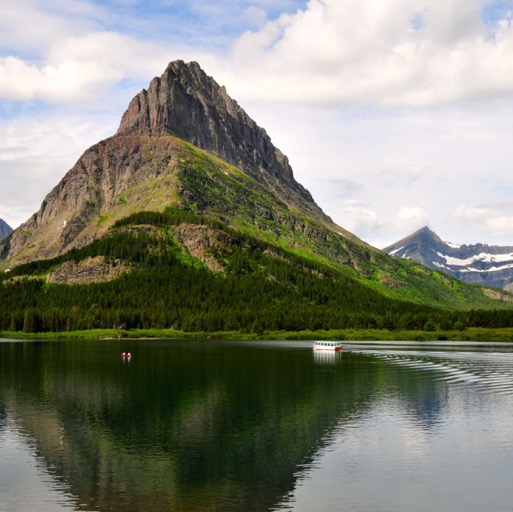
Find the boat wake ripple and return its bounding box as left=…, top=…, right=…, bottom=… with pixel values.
left=362, top=350, right=513, bottom=396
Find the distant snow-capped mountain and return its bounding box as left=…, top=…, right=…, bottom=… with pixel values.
left=384, top=226, right=513, bottom=291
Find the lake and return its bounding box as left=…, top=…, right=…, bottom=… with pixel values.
left=1, top=339, right=513, bottom=511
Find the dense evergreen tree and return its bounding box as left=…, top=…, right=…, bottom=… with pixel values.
left=1, top=209, right=513, bottom=333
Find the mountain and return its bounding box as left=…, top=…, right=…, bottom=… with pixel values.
left=0, top=60, right=356, bottom=267
left=384, top=226, right=513, bottom=291
left=1, top=61, right=513, bottom=335
left=0, top=218, right=12, bottom=242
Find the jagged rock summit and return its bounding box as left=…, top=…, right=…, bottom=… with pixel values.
left=384, top=226, right=513, bottom=291
left=0, top=218, right=12, bottom=242
left=117, top=60, right=315, bottom=206
left=0, top=60, right=339, bottom=266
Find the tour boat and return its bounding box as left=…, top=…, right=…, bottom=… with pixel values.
left=313, top=341, right=344, bottom=352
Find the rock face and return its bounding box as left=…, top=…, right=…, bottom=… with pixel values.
left=47, top=257, right=130, bottom=284
left=384, top=226, right=513, bottom=290
left=0, top=218, right=12, bottom=242
left=173, top=223, right=233, bottom=273
left=117, top=60, right=316, bottom=206
left=0, top=136, right=180, bottom=264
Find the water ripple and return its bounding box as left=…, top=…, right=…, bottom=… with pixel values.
left=365, top=349, right=513, bottom=396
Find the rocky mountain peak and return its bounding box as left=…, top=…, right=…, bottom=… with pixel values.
left=117, top=60, right=315, bottom=204
left=0, top=218, right=12, bottom=242
left=117, top=60, right=217, bottom=137
left=414, top=226, right=436, bottom=236
left=383, top=226, right=445, bottom=265
left=385, top=227, right=513, bottom=291
left=0, top=60, right=337, bottom=266
left=406, top=226, right=441, bottom=243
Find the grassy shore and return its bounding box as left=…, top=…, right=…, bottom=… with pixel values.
left=2, top=327, right=513, bottom=342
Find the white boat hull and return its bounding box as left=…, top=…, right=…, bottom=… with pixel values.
left=313, top=341, right=344, bottom=352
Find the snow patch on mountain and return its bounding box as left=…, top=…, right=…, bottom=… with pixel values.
left=388, top=245, right=404, bottom=256
left=437, top=251, right=513, bottom=267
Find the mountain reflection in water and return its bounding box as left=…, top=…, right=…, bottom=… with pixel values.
left=1, top=340, right=513, bottom=512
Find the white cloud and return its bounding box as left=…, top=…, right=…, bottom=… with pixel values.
left=343, top=202, right=381, bottom=239
left=4, top=0, right=513, bottom=110
left=6, top=0, right=513, bottom=110
left=397, top=206, right=430, bottom=230
left=453, top=203, right=513, bottom=240
left=0, top=32, right=179, bottom=104
left=0, top=0, right=102, bottom=52
left=400, top=164, right=429, bottom=182
left=486, top=216, right=513, bottom=235
left=219, top=0, right=513, bottom=107
left=453, top=204, right=491, bottom=222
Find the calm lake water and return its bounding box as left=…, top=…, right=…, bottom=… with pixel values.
left=1, top=339, right=513, bottom=512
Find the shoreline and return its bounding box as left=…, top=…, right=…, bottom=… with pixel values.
left=2, top=326, right=513, bottom=343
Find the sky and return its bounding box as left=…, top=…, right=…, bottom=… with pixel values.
left=1, top=0, right=513, bottom=248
